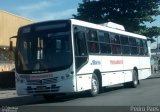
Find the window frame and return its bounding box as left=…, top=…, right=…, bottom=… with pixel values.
left=86, top=28, right=100, bottom=54
left=98, top=30, right=111, bottom=54
left=110, top=33, right=122, bottom=55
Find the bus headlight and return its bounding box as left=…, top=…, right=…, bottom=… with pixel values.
left=61, top=76, right=65, bottom=80
left=60, top=74, right=73, bottom=81
left=16, top=75, right=26, bottom=84
left=65, top=74, right=72, bottom=78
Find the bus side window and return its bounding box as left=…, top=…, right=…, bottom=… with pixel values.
left=110, top=33, right=121, bottom=54
left=140, top=39, right=148, bottom=56
left=87, top=29, right=99, bottom=53
left=74, top=26, right=88, bottom=69
left=98, top=31, right=111, bottom=54
left=74, top=28, right=87, bottom=56
left=121, top=35, right=130, bottom=55
left=129, top=37, right=138, bottom=55
left=143, top=40, right=149, bottom=55
left=136, top=38, right=141, bottom=55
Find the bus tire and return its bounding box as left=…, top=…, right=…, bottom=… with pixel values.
left=124, top=70, right=139, bottom=88
left=88, top=73, right=99, bottom=97
left=130, top=70, right=139, bottom=88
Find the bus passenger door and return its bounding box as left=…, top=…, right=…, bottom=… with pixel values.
left=73, top=26, right=90, bottom=92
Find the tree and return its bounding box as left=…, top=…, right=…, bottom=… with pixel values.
left=73, top=0, right=160, bottom=40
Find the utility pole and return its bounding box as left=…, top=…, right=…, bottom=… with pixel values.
left=157, top=37, right=159, bottom=56
left=157, top=36, right=160, bottom=71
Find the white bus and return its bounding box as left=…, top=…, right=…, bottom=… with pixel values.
left=15, top=19, right=151, bottom=99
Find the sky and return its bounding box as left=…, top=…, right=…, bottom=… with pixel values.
left=0, top=0, right=159, bottom=25
left=0, top=0, right=160, bottom=48
left=0, top=0, right=81, bottom=21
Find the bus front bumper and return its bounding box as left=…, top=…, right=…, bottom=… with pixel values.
left=16, top=77, right=76, bottom=96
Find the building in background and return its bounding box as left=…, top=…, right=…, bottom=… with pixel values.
left=150, top=43, right=160, bottom=72
left=0, top=10, right=33, bottom=71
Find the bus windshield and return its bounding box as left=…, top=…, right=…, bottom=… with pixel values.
left=16, top=21, right=72, bottom=73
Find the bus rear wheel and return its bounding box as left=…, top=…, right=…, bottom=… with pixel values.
left=131, top=70, right=139, bottom=88
left=88, top=73, right=99, bottom=97
left=124, top=70, right=139, bottom=88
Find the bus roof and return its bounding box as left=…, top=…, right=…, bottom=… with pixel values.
left=19, top=19, right=146, bottom=40
left=70, top=19, right=146, bottom=40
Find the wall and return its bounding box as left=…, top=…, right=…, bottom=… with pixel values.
left=0, top=10, right=33, bottom=47
left=0, top=10, right=33, bottom=72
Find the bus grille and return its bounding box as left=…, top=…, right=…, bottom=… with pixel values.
left=27, top=77, right=58, bottom=85
left=26, top=85, right=60, bottom=94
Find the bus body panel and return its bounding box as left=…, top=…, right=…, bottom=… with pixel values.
left=101, top=55, right=124, bottom=86
left=76, top=74, right=92, bottom=92
left=123, top=56, right=139, bottom=82
left=16, top=66, right=77, bottom=96
left=76, top=55, right=101, bottom=92
left=138, top=56, right=152, bottom=80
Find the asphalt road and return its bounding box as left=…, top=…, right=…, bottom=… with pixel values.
left=0, top=76, right=160, bottom=112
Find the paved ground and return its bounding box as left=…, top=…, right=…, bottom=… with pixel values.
left=148, top=71, right=160, bottom=79
left=0, top=72, right=159, bottom=112
left=0, top=89, right=16, bottom=99
left=0, top=75, right=160, bottom=112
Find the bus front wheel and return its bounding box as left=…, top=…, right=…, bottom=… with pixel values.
left=88, top=73, right=99, bottom=97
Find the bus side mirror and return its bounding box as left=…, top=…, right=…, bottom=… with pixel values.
left=9, top=36, right=17, bottom=51
left=9, top=40, right=13, bottom=51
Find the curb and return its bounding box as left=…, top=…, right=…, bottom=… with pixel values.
left=0, top=90, right=17, bottom=99
left=147, top=76, right=160, bottom=79
left=147, top=72, right=160, bottom=79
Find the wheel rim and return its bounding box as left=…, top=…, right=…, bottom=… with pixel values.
left=134, top=79, right=138, bottom=85
left=133, top=71, right=138, bottom=86
left=92, top=78, right=98, bottom=94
